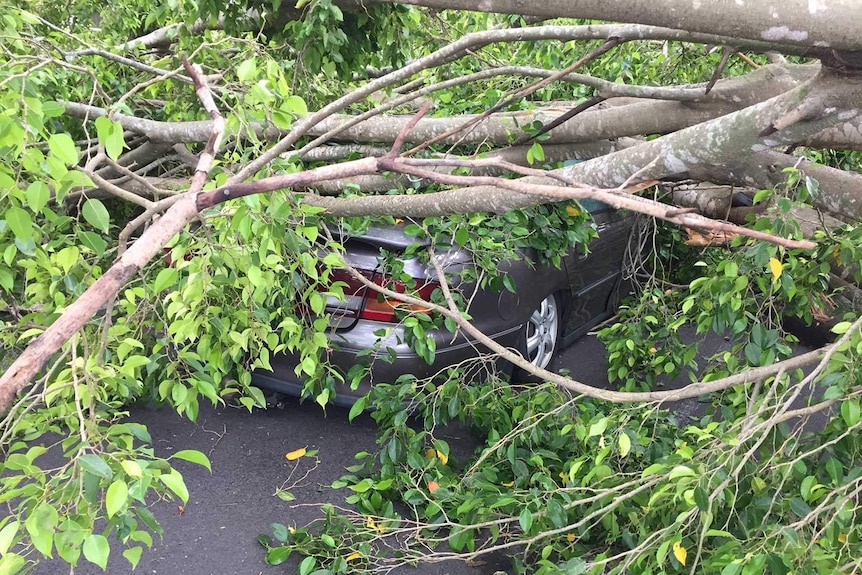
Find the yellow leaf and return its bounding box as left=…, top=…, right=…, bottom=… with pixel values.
left=501, top=481, right=514, bottom=487
left=566, top=533, right=576, bottom=543
left=649, top=347, right=657, bottom=354
left=365, top=516, right=377, bottom=529
left=425, top=447, right=435, bottom=458
left=565, top=205, right=579, bottom=217
left=285, top=447, right=307, bottom=461
left=427, top=480, right=440, bottom=493
left=673, top=541, right=687, bottom=566
left=769, top=257, right=782, bottom=281
left=436, top=450, right=448, bottom=465
left=346, top=552, right=362, bottom=562
left=838, top=533, right=847, bottom=543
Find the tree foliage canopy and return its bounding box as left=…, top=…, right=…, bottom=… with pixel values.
left=1, top=0, right=862, bottom=574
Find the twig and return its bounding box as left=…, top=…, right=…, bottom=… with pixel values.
left=512, top=96, right=605, bottom=146
left=705, top=46, right=733, bottom=94
left=387, top=101, right=434, bottom=158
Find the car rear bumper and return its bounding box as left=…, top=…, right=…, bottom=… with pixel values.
left=252, top=320, right=521, bottom=407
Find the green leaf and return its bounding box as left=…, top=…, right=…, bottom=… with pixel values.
left=831, top=321, right=852, bottom=335
left=528, top=141, right=544, bottom=165
left=618, top=432, right=631, bottom=457
left=825, top=458, right=843, bottom=483
left=4, top=206, right=32, bottom=241
left=55, top=246, right=80, bottom=273
left=25, top=502, right=57, bottom=556
left=94, top=117, right=125, bottom=160
left=271, top=110, right=294, bottom=130
left=348, top=395, right=368, bottom=421
left=789, top=497, right=811, bottom=518
left=669, top=465, right=696, bottom=480
left=153, top=268, right=179, bottom=293
left=78, top=453, right=113, bottom=480
left=123, top=546, right=143, bottom=569
left=105, top=480, right=128, bottom=518
left=266, top=546, right=292, bottom=565
left=0, top=553, right=27, bottom=575
left=136, top=508, right=163, bottom=537
left=79, top=230, right=108, bottom=256
left=247, top=265, right=264, bottom=286
left=298, top=556, right=317, bottom=575
left=283, top=95, right=307, bottom=115
left=518, top=508, right=532, bottom=533
left=25, top=181, right=50, bottom=213
left=588, top=417, right=608, bottom=437
left=454, top=227, right=469, bottom=247
left=170, top=450, right=212, bottom=472
left=16, top=8, right=41, bottom=24
left=0, top=521, right=19, bottom=555
left=81, top=199, right=111, bottom=233
left=160, top=471, right=189, bottom=504
left=48, top=133, right=79, bottom=166
left=83, top=534, right=110, bottom=570
left=0, top=269, right=11, bottom=291
left=270, top=523, right=290, bottom=543
left=236, top=58, right=258, bottom=82
left=121, top=460, right=143, bottom=479
left=841, top=399, right=860, bottom=427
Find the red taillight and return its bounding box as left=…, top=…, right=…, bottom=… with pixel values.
left=324, top=269, right=438, bottom=323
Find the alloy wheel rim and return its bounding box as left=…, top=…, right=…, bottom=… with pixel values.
left=525, top=295, right=559, bottom=370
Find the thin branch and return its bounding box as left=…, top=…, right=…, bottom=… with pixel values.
left=340, top=257, right=832, bottom=405
left=388, top=101, right=434, bottom=158
left=78, top=168, right=156, bottom=209
left=511, top=96, right=606, bottom=146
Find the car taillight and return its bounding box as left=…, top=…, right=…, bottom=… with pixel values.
left=324, top=269, right=438, bottom=323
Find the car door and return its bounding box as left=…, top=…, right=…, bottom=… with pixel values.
left=561, top=199, right=634, bottom=340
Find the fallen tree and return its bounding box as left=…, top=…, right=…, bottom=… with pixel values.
left=1, top=1, right=861, bottom=573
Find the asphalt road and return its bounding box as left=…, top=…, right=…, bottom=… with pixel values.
left=36, top=332, right=728, bottom=575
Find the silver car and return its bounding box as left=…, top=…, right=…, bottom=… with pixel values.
left=253, top=201, right=635, bottom=406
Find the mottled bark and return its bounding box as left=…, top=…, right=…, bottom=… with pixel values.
left=691, top=150, right=862, bottom=222
left=307, top=67, right=862, bottom=217
left=670, top=183, right=733, bottom=219
left=304, top=64, right=815, bottom=146
left=385, top=0, right=862, bottom=53
left=304, top=141, right=637, bottom=194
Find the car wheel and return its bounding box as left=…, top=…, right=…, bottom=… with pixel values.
left=513, top=292, right=561, bottom=380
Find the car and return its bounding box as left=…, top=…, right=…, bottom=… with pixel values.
left=253, top=201, right=636, bottom=407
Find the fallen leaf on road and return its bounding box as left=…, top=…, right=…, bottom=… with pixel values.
left=285, top=447, right=307, bottom=461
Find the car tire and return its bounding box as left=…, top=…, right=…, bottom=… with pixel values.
left=512, top=292, right=561, bottom=381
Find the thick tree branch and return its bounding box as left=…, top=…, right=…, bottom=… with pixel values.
left=304, top=67, right=861, bottom=220
left=388, top=0, right=862, bottom=53
left=0, top=58, right=221, bottom=413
